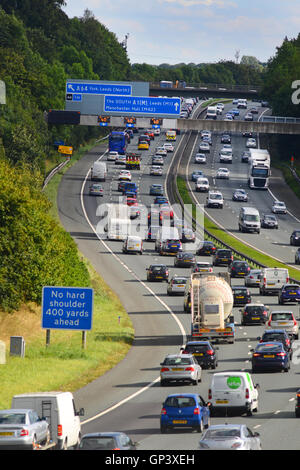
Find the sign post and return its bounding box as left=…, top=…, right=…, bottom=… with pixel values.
left=42, top=286, right=93, bottom=349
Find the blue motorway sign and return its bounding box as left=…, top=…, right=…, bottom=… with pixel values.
left=66, top=82, right=132, bottom=96
left=104, top=95, right=181, bottom=117
left=42, top=286, right=93, bottom=331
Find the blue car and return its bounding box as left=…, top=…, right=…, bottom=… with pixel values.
left=154, top=196, right=168, bottom=205
left=150, top=184, right=164, bottom=196
left=278, top=284, right=300, bottom=305
left=160, top=393, right=210, bottom=433
left=251, top=341, right=290, bottom=373
left=191, top=170, right=204, bottom=182
left=232, top=108, right=240, bottom=116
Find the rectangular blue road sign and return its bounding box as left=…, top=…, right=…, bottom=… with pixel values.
left=104, top=95, right=181, bottom=117
left=42, top=286, right=93, bottom=331
left=66, top=82, right=132, bottom=96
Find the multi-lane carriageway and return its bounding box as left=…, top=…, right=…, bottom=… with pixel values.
left=57, top=100, right=300, bottom=451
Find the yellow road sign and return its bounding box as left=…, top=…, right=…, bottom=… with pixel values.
left=58, top=145, right=73, bottom=155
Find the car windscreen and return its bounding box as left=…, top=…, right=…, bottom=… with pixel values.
left=79, top=436, right=117, bottom=450
left=0, top=413, right=26, bottom=424
left=204, top=428, right=241, bottom=439
left=165, top=396, right=196, bottom=408
left=245, top=215, right=259, bottom=221
left=164, top=357, right=192, bottom=366
left=271, top=312, right=293, bottom=321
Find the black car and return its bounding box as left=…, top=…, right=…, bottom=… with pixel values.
left=221, top=134, right=231, bottom=144
left=232, top=286, right=251, bottom=306
left=196, top=241, right=216, bottom=256
left=296, top=248, right=300, bottom=265
left=181, top=341, right=218, bottom=369
left=241, top=151, right=250, bottom=163
left=240, top=303, right=269, bottom=325
left=290, top=230, right=300, bottom=246
left=230, top=260, right=251, bottom=278
left=251, top=341, right=290, bottom=373
left=258, top=329, right=293, bottom=358
left=212, top=249, right=233, bottom=266
left=146, top=264, right=169, bottom=282
left=174, top=252, right=196, bottom=268
left=261, top=214, right=278, bottom=229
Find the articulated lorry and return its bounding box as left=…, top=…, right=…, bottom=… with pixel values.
left=188, top=272, right=235, bottom=343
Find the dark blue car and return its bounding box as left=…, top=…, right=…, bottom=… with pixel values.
left=251, top=341, right=290, bottom=373
left=191, top=171, right=204, bottom=182
left=278, top=284, right=300, bottom=305
left=160, top=393, right=210, bottom=433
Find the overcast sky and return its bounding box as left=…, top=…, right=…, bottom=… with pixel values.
left=62, top=0, right=300, bottom=65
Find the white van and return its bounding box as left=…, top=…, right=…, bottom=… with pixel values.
left=122, top=235, right=143, bottom=254
left=208, top=372, right=259, bottom=416
left=259, top=267, right=289, bottom=295
left=91, top=161, right=107, bottom=181
left=196, top=177, right=209, bottom=192
left=11, top=392, right=84, bottom=449
left=238, top=207, right=260, bottom=233
left=107, top=217, right=131, bottom=240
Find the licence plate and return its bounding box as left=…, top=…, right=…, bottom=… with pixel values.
left=156, top=276, right=163, bottom=279
left=252, top=317, right=260, bottom=320
left=238, top=272, right=244, bottom=275
left=216, top=400, right=228, bottom=404
left=264, top=355, right=275, bottom=358
left=194, top=353, right=203, bottom=356
left=172, top=368, right=184, bottom=371
left=236, top=296, right=244, bottom=299
left=289, top=292, right=296, bottom=295
left=177, top=285, right=184, bottom=288
left=279, top=322, right=288, bottom=325
left=268, top=283, right=275, bottom=286
left=173, top=420, right=187, bottom=424
left=0, top=432, right=14, bottom=436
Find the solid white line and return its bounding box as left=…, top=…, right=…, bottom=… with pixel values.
left=79, top=140, right=187, bottom=426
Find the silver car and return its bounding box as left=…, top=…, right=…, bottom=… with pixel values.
left=199, top=424, right=262, bottom=450
left=244, top=269, right=262, bottom=287
left=0, top=409, right=50, bottom=450
left=160, top=354, right=202, bottom=386
left=267, top=310, right=299, bottom=339
left=167, top=276, right=187, bottom=296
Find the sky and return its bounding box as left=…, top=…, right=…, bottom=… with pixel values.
left=61, top=0, right=300, bottom=65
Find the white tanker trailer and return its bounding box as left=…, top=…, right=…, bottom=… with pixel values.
left=189, top=272, right=235, bottom=343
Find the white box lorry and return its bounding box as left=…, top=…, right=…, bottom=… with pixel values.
left=205, top=106, right=217, bottom=120
left=11, top=391, right=84, bottom=450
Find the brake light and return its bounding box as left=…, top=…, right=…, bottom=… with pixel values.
left=208, top=389, right=212, bottom=400
left=245, top=388, right=250, bottom=399
left=113, top=448, right=120, bottom=450
left=57, top=424, right=63, bottom=437
left=253, top=353, right=261, bottom=357
left=276, top=352, right=286, bottom=357
left=263, top=310, right=268, bottom=316
left=206, top=349, right=214, bottom=355
left=20, top=429, right=29, bottom=437
left=161, top=408, right=167, bottom=415
left=181, top=350, right=189, bottom=354
left=185, top=367, right=195, bottom=371
left=193, top=408, right=200, bottom=415
left=161, top=367, right=169, bottom=372
left=267, top=318, right=272, bottom=327
left=264, top=277, right=266, bottom=284
left=294, top=319, right=298, bottom=326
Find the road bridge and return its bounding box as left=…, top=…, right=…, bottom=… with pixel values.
left=150, top=82, right=262, bottom=100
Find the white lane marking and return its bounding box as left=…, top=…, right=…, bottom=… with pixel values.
left=80, top=140, right=187, bottom=426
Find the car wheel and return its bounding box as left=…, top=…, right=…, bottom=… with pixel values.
left=246, top=406, right=253, bottom=416
left=196, top=419, right=204, bottom=433
left=32, top=435, right=37, bottom=450
left=160, top=424, right=168, bottom=434
left=42, top=429, right=51, bottom=446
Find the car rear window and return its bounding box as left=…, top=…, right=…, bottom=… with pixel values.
left=164, top=357, right=192, bottom=366
left=0, top=412, right=26, bottom=424
left=218, top=250, right=231, bottom=256
left=79, top=436, right=117, bottom=450
left=205, top=428, right=241, bottom=439
left=256, top=343, right=282, bottom=353
left=271, top=312, right=293, bottom=321
left=233, top=288, right=247, bottom=295
left=172, top=278, right=187, bottom=285
left=165, top=396, right=196, bottom=408
left=245, top=306, right=264, bottom=314
left=262, top=333, right=286, bottom=342
left=186, top=344, right=210, bottom=353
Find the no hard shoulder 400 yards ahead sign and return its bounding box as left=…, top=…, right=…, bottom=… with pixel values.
left=42, top=286, right=93, bottom=331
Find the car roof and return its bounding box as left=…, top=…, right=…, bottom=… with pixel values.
left=82, top=432, right=125, bottom=438
left=262, top=329, right=287, bottom=334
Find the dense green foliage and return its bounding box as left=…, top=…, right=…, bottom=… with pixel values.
left=0, top=160, right=91, bottom=311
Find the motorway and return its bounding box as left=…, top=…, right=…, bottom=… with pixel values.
left=57, top=101, right=300, bottom=450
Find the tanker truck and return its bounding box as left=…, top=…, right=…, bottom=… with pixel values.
left=188, top=272, right=235, bottom=343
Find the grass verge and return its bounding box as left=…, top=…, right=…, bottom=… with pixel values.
left=0, top=139, right=134, bottom=409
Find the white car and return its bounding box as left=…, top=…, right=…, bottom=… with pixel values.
left=219, top=148, right=233, bottom=163
left=200, top=130, right=211, bottom=139
left=199, top=142, right=210, bottom=153
left=115, top=154, right=126, bottom=165
left=246, top=138, right=257, bottom=148
left=216, top=168, right=230, bottom=179
left=153, top=127, right=161, bottom=135
left=118, top=170, right=131, bottom=181
left=107, top=151, right=118, bottom=161
left=150, top=166, right=163, bottom=176
left=272, top=200, right=287, bottom=214
left=155, top=147, right=167, bottom=156
left=163, top=143, right=174, bottom=152
left=196, top=177, right=209, bottom=192
left=194, top=153, right=207, bottom=164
